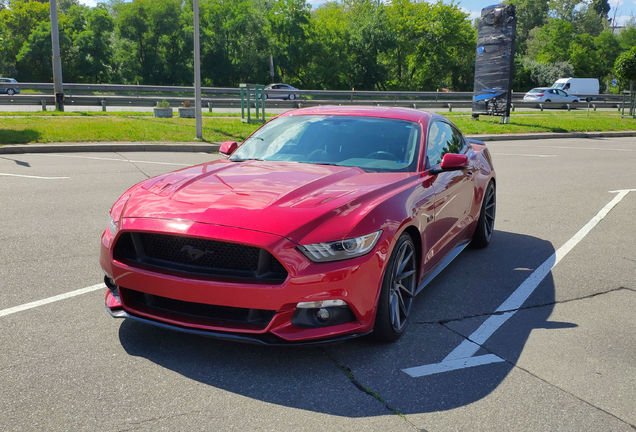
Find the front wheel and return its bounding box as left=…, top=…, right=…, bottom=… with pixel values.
left=289, top=94, right=295, bottom=101
left=7, top=88, right=15, bottom=96
left=471, top=181, right=496, bottom=248
left=373, top=233, right=417, bottom=342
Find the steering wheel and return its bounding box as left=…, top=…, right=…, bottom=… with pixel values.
left=308, top=149, right=329, bottom=161
left=366, top=151, right=396, bottom=161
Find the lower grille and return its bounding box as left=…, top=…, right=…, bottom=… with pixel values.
left=113, top=232, right=288, bottom=283
left=120, top=288, right=275, bottom=330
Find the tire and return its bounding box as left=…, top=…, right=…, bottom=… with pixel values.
left=372, top=233, right=417, bottom=342
left=7, top=88, right=15, bottom=96
left=544, top=99, right=551, bottom=103
left=471, top=181, right=496, bottom=248
left=289, top=94, right=295, bottom=101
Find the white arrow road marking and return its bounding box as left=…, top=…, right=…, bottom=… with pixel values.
left=403, top=189, right=634, bottom=378
left=0, top=283, right=106, bottom=318
left=0, top=172, right=69, bottom=179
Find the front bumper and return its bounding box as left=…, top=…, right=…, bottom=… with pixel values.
left=101, top=217, right=391, bottom=344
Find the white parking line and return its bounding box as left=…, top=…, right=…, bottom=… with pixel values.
left=403, top=189, right=634, bottom=378
left=0, top=172, right=69, bottom=179
left=0, top=283, right=106, bottom=318
left=36, top=154, right=192, bottom=166
left=490, top=153, right=557, bottom=158
left=489, top=144, right=636, bottom=152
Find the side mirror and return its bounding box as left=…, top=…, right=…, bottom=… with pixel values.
left=430, top=153, right=469, bottom=174
left=219, top=141, right=238, bottom=156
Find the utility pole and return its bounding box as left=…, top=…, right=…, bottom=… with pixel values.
left=49, top=0, right=64, bottom=111
left=193, top=0, right=202, bottom=139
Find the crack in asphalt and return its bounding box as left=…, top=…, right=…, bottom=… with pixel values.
left=506, top=361, right=636, bottom=430
left=117, top=410, right=198, bottom=431
left=408, top=286, right=632, bottom=326
left=412, top=287, right=636, bottom=430
left=321, top=348, right=419, bottom=431
left=115, top=152, right=151, bottom=179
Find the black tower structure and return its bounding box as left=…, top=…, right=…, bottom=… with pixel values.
left=471, top=5, right=517, bottom=122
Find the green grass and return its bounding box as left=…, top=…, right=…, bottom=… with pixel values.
left=0, top=115, right=261, bottom=144
left=0, top=110, right=633, bottom=145
left=0, top=110, right=275, bottom=118
left=445, top=111, right=636, bottom=134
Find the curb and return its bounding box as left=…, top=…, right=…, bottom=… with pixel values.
left=0, top=142, right=220, bottom=154
left=466, top=130, right=636, bottom=142
left=0, top=131, right=634, bottom=154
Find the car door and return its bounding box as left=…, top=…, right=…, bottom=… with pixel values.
left=557, top=89, right=573, bottom=101
left=424, top=121, right=476, bottom=270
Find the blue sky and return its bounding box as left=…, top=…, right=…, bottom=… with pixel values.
left=79, top=0, right=635, bottom=26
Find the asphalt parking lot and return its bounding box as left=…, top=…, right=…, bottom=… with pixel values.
left=1, top=137, right=635, bottom=431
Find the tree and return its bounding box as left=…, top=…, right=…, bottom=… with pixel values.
left=0, top=0, right=50, bottom=77
left=504, top=0, right=549, bottom=54
left=74, top=6, right=115, bottom=82
left=198, top=0, right=269, bottom=87
left=568, top=33, right=603, bottom=78
left=614, top=46, right=636, bottom=83
left=526, top=19, right=575, bottom=62
left=267, top=0, right=311, bottom=85
left=116, top=0, right=191, bottom=85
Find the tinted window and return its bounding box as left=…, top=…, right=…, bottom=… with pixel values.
left=427, top=122, right=465, bottom=168
left=230, top=115, right=421, bottom=173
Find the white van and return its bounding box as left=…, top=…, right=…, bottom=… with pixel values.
left=551, top=78, right=599, bottom=96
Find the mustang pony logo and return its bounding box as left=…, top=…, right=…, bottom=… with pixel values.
left=181, top=245, right=212, bottom=261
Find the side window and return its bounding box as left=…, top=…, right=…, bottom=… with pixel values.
left=427, top=122, right=464, bottom=168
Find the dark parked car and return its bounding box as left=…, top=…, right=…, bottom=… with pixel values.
left=0, top=78, right=20, bottom=95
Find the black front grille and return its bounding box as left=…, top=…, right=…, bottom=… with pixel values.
left=114, top=232, right=288, bottom=283
left=120, top=288, right=275, bottom=330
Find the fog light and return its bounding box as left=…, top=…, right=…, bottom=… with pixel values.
left=316, top=308, right=330, bottom=321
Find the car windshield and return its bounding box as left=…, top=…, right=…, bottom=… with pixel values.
left=229, top=115, right=421, bottom=173
left=528, top=88, right=544, bottom=93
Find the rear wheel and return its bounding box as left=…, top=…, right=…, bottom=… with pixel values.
left=544, top=99, right=551, bottom=103
left=471, top=181, right=496, bottom=248
left=373, top=233, right=417, bottom=342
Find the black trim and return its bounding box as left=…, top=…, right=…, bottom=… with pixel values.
left=107, top=307, right=370, bottom=346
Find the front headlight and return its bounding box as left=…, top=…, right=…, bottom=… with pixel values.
left=108, top=216, right=118, bottom=236
left=298, top=230, right=382, bottom=263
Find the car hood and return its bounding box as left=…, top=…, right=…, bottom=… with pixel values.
left=122, top=159, right=414, bottom=244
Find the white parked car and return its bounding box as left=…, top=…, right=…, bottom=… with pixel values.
left=0, top=78, right=20, bottom=95
left=523, top=87, right=579, bottom=104
left=263, top=83, right=300, bottom=100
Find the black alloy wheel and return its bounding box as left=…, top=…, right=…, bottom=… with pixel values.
left=373, top=233, right=417, bottom=342
left=471, top=181, right=496, bottom=248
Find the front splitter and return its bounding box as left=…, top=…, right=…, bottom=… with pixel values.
left=107, top=306, right=371, bottom=346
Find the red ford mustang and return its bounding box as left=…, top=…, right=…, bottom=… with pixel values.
left=100, top=106, right=496, bottom=345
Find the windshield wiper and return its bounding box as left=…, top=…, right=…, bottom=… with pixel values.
left=230, top=157, right=265, bottom=162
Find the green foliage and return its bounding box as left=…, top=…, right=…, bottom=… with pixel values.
left=614, top=47, right=636, bottom=83
left=0, top=0, right=629, bottom=93
left=517, top=58, right=573, bottom=87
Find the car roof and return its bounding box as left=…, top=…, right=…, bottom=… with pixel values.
left=279, top=105, right=430, bottom=123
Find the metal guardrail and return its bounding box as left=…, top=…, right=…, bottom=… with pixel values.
left=0, top=82, right=624, bottom=110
